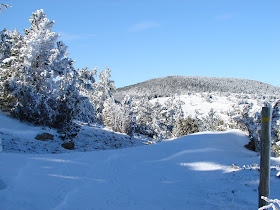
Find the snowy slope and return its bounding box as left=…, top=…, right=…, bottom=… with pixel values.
left=115, top=76, right=280, bottom=101
left=0, top=112, right=146, bottom=154
left=0, top=129, right=280, bottom=209
left=150, top=93, right=263, bottom=125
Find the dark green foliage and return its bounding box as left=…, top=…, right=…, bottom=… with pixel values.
left=174, top=116, right=201, bottom=137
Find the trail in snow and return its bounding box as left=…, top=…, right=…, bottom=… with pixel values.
left=0, top=130, right=280, bottom=209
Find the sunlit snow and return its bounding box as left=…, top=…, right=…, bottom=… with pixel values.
left=0, top=112, right=280, bottom=209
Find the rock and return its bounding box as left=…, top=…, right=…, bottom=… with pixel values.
left=62, top=142, right=75, bottom=150
left=35, top=133, right=54, bottom=141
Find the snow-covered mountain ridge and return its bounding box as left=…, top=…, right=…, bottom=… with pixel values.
left=115, top=76, right=280, bottom=100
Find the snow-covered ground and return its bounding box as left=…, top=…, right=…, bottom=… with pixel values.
left=0, top=111, right=280, bottom=209
left=151, top=93, right=262, bottom=119
left=0, top=112, right=146, bottom=154
left=151, top=93, right=264, bottom=123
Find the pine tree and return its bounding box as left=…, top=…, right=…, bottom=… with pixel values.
left=21, top=9, right=59, bottom=93
left=133, top=96, right=154, bottom=137
left=76, top=67, right=97, bottom=97
left=90, top=67, right=115, bottom=122
left=0, top=29, right=24, bottom=112
left=121, top=95, right=136, bottom=135
left=102, top=96, right=135, bottom=136
left=0, top=9, right=96, bottom=136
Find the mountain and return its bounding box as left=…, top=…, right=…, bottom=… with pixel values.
left=114, top=76, right=280, bottom=100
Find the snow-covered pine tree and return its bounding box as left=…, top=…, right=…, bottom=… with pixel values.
left=0, top=9, right=96, bottom=137
left=150, top=100, right=166, bottom=140
left=102, top=97, right=116, bottom=129
left=151, top=96, right=185, bottom=139
left=0, top=29, right=12, bottom=62
left=0, top=29, right=24, bottom=112
left=76, top=67, right=97, bottom=97
left=21, top=9, right=59, bottom=93
left=163, top=96, right=185, bottom=138
left=90, top=67, right=115, bottom=122
left=271, top=100, right=280, bottom=156
left=133, top=96, right=154, bottom=137
left=6, top=9, right=69, bottom=126
left=121, top=95, right=136, bottom=135
left=200, top=108, right=225, bottom=132
left=102, top=95, right=135, bottom=136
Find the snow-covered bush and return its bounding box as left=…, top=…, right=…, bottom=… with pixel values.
left=133, top=96, right=154, bottom=137
left=270, top=100, right=280, bottom=156
left=232, top=100, right=280, bottom=155
left=102, top=97, right=135, bottom=136
left=90, top=67, right=116, bottom=122
left=200, top=108, right=226, bottom=131
left=259, top=196, right=280, bottom=210
left=173, top=116, right=201, bottom=137
left=132, top=96, right=184, bottom=140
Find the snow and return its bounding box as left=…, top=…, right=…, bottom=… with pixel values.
left=0, top=112, right=280, bottom=209
left=150, top=93, right=262, bottom=121
left=0, top=112, right=145, bottom=153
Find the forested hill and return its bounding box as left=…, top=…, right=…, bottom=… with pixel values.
left=115, top=76, right=280, bottom=100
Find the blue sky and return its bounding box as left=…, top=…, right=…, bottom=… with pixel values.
left=1, top=0, right=280, bottom=88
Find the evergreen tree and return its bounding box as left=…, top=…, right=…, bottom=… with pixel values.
left=133, top=96, right=154, bottom=137
left=102, top=96, right=135, bottom=136
left=150, top=100, right=166, bottom=140
left=76, top=67, right=97, bottom=97
left=90, top=67, right=115, bottom=122
left=21, top=9, right=59, bottom=93
left=0, top=9, right=96, bottom=137
left=0, top=29, right=23, bottom=111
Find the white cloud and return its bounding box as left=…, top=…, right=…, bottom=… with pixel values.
left=129, top=21, right=161, bottom=32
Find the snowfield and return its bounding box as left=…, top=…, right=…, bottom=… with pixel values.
left=0, top=116, right=280, bottom=209
left=150, top=93, right=263, bottom=122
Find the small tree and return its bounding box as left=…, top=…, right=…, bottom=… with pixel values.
left=89, top=67, right=116, bottom=122
left=173, top=116, right=201, bottom=137
left=102, top=96, right=135, bottom=136
left=133, top=96, right=154, bottom=137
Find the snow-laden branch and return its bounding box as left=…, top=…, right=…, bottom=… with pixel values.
left=259, top=196, right=280, bottom=210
